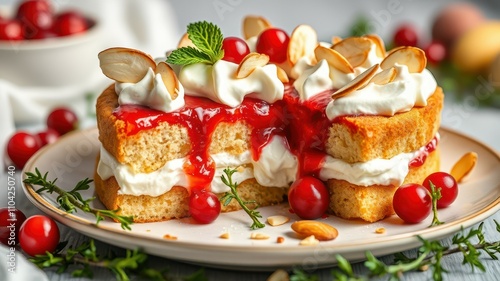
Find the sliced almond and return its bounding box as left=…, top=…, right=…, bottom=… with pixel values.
left=364, top=34, right=386, bottom=57
left=299, top=235, right=320, bottom=246
left=98, top=47, right=156, bottom=83
left=370, top=67, right=397, bottom=85
left=291, top=220, right=338, bottom=241
left=267, top=269, right=289, bottom=281
left=450, top=152, right=478, bottom=183
left=250, top=232, right=270, bottom=240
left=242, top=15, right=272, bottom=39
left=332, top=37, right=372, bottom=67
left=380, top=46, right=427, bottom=73
left=177, top=32, right=195, bottom=48
left=155, top=61, right=178, bottom=99
left=287, top=24, right=318, bottom=66
left=276, top=66, right=289, bottom=83
left=331, top=36, right=342, bottom=45
left=331, top=64, right=379, bottom=99
left=314, top=45, right=354, bottom=74
left=267, top=215, right=290, bottom=226
left=236, top=52, right=269, bottom=79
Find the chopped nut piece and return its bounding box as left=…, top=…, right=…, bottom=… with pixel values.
left=375, top=227, right=386, bottom=234
left=250, top=232, right=270, bottom=240
left=291, top=220, right=338, bottom=241
left=267, top=215, right=290, bottom=226
left=267, top=269, right=289, bottom=281
left=450, top=152, right=478, bottom=183
left=163, top=234, right=177, bottom=240
left=219, top=232, right=230, bottom=239
left=299, top=235, right=319, bottom=246
left=276, top=236, right=285, bottom=244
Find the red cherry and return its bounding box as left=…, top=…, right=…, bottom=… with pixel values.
left=29, top=28, right=57, bottom=39
left=16, top=0, right=54, bottom=39
left=36, top=128, right=60, bottom=146
left=46, top=107, right=79, bottom=135
left=393, top=24, right=418, bottom=47
left=7, top=131, right=43, bottom=169
left=222, top=37, right=250, bottom=64
left=288, top=176, right=329, bottom=219
left=189, top=190, right=221, bottom=224
left=0, top=19, right=24, bottom=41
left=256, top=28, right=290, bottom=63
left=53, top=11, right=88, bottom=36
left=0, top=208, right=27, bottom=246
left=423, top=41, right=447, bottom=65
left=393, top=183, right=431, bottom=224
left=422, top=172, right=458, bottom=208
left=19, top=215, right=60, bottom=256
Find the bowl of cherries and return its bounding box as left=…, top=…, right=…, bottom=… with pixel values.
left=0, top=0, right=103, bottom=87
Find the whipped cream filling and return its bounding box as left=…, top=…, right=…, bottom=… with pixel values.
left=116, top=68, right=185, bottom=113
left=325, top=64, right=437, bottom=120
left=178, top=60, right=284, bottom=107
left=319, top=133, right=440, bottom=187
left=97, top=136, right=297, bottom=196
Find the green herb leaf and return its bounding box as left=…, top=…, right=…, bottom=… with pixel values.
left=166, top=21, right=224, bottom=66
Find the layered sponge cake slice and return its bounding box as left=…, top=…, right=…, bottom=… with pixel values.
left=94, top=20, right=443, bottom=224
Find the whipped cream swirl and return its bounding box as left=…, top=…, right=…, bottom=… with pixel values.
left=116, top=68, right=185, bottom=113
left=178, top=60, right=284, bottom=107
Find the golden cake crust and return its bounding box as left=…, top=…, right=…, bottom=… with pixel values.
left=326, top=87, right=443, bottom=163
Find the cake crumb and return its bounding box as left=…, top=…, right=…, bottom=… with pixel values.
left=163, top=234, right=177, bottom=240
left=299, top=235, right=319, bottom=246
left=375, top=227, right=386, bottom=234
left=276, top=236, right=285, bottom=244
left=219, top=232, right=230, bottom=239
left=250, top=232, right=270, bottom=240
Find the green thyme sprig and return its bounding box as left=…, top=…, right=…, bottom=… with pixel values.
left=24, top=168, right=134, bottom=230
left=288, top=221, right=500, bottom=281
left=220, top=168, right=265, bottom=230
left=428, top=181, right=444, bottom=227
left=29, top=239, right=208, bottom=281
left=166, top=21, right=224, bottom=66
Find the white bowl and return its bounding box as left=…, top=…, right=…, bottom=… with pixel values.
left=0, top=19, right=104, bottom=87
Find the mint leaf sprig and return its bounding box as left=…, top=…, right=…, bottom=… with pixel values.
left=220, top=168, right=265, bottom=230
left=166, top=21, right=224, bottom=66
left=29, top=239, right=208, bottom=281
left=24, top=168, right=134, bottom=231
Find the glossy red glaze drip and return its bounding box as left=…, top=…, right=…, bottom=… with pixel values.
left=113, top=95, right=287, bottom=193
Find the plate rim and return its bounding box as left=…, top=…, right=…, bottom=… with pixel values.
left=20, top=126, right=500, bottom=266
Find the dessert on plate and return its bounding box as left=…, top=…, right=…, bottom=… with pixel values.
left=93, top=18, right=443, bottom=223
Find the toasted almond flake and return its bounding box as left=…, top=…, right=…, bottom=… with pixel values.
left=219, top=232, right=230, bottom=239
left=98, top=47, right=156, bottom=83
left=291, top=220, right=338, bottom=241
left=267, top=269, right=289, bottom=281
left=163, top=234, right=177, bottom=240
left=331, top=64, right=379, bottom=99
left=276, top=236, right=285, bottom=244
left=250, top=232, right=270, bottom=240
left=370, top=67, right=397, bottom=85
left=236, top=52, right=269, bottom=79
left=450, top=152, right=478, bottom=183
left=287, top=24, right=318, bottom=66
left=243, top=15, right=272, bottom=39
left=380, top=46, right=427, bottom=73
left=331, top=36, right=342, bottom=45
left=177, top=32, right=195, bottom=48
left=375, top=227, right=386, bottom=234
left=267, top=215, right=290, bottom=226
left=276, top=66, right=289, bottom=83
left=299, top=235, right=320, bottom=246
left=314, top=45, right=354, bottom=74
left=364, top=34, right=386, bottom=57
left=155, top=61, right=179, bottom=99
left=332, top=37, right=372, bottom=67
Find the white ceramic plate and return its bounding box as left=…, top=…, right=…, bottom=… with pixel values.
left=21, top=127, right=500, bottom=270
